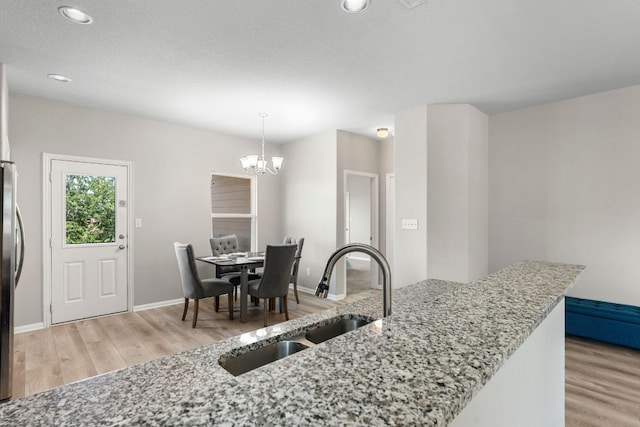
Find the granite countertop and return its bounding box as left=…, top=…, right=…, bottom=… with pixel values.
left=0, top=260, right=584, bottom=426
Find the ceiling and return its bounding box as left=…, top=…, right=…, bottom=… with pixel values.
left=2, top=0, right=640, bottom=143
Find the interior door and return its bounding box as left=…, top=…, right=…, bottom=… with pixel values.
left=50, top=159, right=128, bottom=324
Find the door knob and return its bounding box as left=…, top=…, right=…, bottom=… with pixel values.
left=119, top=244, right=126, bottom=250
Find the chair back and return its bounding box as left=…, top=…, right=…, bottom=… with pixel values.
left=283, top=236, right=304, bottom=283
left=253, top=244, right=297, bottom=299
left=174, top=242, right=203, bottom=299
left=210, top=234, right=239, bottom=256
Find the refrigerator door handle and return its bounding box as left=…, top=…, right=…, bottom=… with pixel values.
left=15, top=205, right=24, bottom=287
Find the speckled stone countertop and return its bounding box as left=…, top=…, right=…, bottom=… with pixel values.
left=0, top=260, right=583, bottom=426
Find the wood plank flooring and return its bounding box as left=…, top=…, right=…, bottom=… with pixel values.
left=12, top=295, right=640, bottom=426
left=565, top=335, right=640, bottom=426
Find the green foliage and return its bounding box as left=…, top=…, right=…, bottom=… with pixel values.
left=66, top=175, right=116, bottom=244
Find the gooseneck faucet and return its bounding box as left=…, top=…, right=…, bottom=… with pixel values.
left=315, top=243, right=392, bottom=317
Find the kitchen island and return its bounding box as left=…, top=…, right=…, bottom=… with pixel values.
left=0, top=260, right=583, bottom=426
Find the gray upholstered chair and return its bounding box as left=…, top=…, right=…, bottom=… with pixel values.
left=210, top=234, right=240, bottom=278
left=174, top=242, right=235, bottom=327
left=210, top=234, right=239, bottom=256
left=247, top=244, right=297, bottom=327
left=283, top=236, right=305, bottom=304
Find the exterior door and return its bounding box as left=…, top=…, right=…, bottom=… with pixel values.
left=50, top=159, right=129, bottom=324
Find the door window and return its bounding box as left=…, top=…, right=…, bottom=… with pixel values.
left=65, top=174, right=116, bottom=244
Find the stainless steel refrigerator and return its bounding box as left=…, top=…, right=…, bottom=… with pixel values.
left=0, top=161, right=23, bottom=401
left=0, top=63, right=25, bottom=401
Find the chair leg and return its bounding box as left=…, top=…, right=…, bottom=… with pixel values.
left=227, top=292, right=234, bottom=321
left=283, top=295, right=289, bottom=321
left=263, top=298, right=269, bottom=327
left=192, top=299, right=199, bottom=328
left=294, top=282, right=300, bottom=304
left=182, top=298, right=189, bottom=321
left=214, top=296, right=220, bottom=312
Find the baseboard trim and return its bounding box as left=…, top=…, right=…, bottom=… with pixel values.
left=15, top=322, right=45, bottom=334
left=294, top=285, right=315, bottom=295
left=295, top=284, right=345, bottom=300
left=133, top=298, right=183, bottom=312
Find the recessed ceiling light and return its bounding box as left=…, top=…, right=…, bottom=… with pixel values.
left=47, top=73, right=72, bottom=83
left=341, top=0, right=370, bottom=13
left=58, top=6, right=94, bottom=24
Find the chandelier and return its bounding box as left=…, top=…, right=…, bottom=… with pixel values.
left=240, top=113, right=283, bottom=175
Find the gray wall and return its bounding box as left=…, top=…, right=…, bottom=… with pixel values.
left=489, top=84, right=640, bottom=307
left=10, top=94, right=281, bottom=327
left=394, top=106, right=429, bottom=288
left=280, top=131, right=337, bottom=293
left=0, top=64, right=8, bottom=160
left=427, top=104, right=488, bottom=283
left=378, top=138, right=394, bottom=259
left=346, top=175, right=372, bottom=245
left=394, top=104, right=488, bottom=286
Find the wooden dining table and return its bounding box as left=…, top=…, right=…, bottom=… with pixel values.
left=196, top=253, right=264, bottom=323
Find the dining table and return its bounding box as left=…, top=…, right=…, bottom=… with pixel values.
left=196, top=252, right=264, bottom=323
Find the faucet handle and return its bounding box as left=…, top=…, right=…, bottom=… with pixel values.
left=315, top=280, right=330, bottom=298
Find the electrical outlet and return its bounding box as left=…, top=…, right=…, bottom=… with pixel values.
left=306, top=267, right=311, bottom=276
left=402, top=219, right=418, bottom=230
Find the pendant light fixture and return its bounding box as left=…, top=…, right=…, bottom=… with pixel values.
left=240, top=113, right=284, bottom=175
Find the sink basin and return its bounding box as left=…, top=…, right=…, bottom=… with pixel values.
left=305, top=316, right=374, bottom=344
left=219, top=340, right=309, bottom=376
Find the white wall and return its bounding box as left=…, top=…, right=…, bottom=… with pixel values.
left=378, top=138, right=394, bottom=258
left=394, top=106, right=428, bottom=288
left=450, top=301, right=565, bottom=427
left=489, top=85, right=640, bottom=306
left=0, top=64, right=9, bottom=160
left=427, top=104, right=488, bottom=283
left=9, top=94, right=281, bottom=326
left=280, top=131, right=337, bottom=293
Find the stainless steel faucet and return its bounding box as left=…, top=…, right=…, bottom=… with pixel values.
left=315, top=243, right=392, bottom=317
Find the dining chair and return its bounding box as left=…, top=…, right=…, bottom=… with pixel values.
left=246, top=244, right=297, bottom=327
left=210, top=234, right=249, bottom=299
left=232, top=236, right=304, bottom=308
left=283, top=236, right=305, bottom=304
left=174, top=242, right=235, bottom=327
left=210, top=234, right=239, bottom=277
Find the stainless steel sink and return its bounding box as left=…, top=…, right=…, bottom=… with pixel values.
left=219, top=315, right=375, bottom=376
left=304, top=316, right=374, bottom=344
left=219, top=341, right=309, bottom=376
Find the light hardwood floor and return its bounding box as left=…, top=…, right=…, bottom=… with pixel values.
left=565, top=335, right=640, bottom=426
left=13, top=296, right=640, bottom=426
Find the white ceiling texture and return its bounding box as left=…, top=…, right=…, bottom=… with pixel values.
left=1, top=0, right=640, bottom=143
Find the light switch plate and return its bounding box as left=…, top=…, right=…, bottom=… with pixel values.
left=402, top=219, right=418, bottom=230
left=135, top=218, right=143, bottom=228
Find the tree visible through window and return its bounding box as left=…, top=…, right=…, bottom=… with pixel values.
left=65, top=174, right=116, bottom=244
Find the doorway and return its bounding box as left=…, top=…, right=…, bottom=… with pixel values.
left=44, top=154, right=133, bottom=325
left=344, top=170, right=379, bottom=294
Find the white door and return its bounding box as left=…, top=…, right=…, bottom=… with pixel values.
left=50, top=159, right=129, bottom=324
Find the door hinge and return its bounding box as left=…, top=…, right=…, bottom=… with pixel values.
left=49, top=172, right=52, bottom=182
left=50, top=304, right=52, bottom=314
left=49, top=238, right=52, bottom=248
